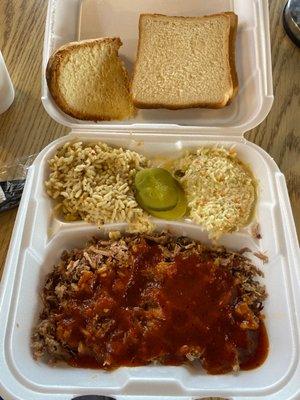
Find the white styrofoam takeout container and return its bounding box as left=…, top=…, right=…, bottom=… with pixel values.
left=41, top=0, right=274, bottom=134
left=0, top=0, right=300, bottom=400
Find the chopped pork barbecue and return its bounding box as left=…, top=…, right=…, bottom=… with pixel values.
left=32, top=233, right=268, bottom=374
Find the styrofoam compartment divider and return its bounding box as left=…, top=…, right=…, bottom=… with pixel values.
left=41, top=0, right=273, bottom=134
left=0, top=132, right=300, bottom=400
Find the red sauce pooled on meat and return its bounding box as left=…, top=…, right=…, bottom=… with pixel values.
left=55, top=240, right=268, bottom=374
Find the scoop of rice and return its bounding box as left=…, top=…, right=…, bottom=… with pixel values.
left=45, top=141, right=152, bottom=232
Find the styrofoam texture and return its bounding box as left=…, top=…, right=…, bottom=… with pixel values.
left=41, top=0, right=273, bottom=134
left=0, top=132, right=300, bottom=400
left=0, top=51, right=15, bottom=114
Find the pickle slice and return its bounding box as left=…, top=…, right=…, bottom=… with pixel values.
left=135, top=168, right=179, bottom=211
left=136, top=185, right=187, bottom=220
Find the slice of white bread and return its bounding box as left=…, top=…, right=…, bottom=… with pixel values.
left=131, top=13, right=238, bottom=109
left=46, top=38, right=135, bottom=121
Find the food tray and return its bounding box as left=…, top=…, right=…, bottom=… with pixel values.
left=0, top=133, right=300, bottom=400
left=41, top=0, right=273, bottom=134
left=1, top=0, right=300, bottom=399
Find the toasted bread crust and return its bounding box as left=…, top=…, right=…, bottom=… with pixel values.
left=46, top=38, right=134, bottom=121
left=225, top=12, right=239, bottom=102
left=132, top=98, right=231, bottom=110
left=131, top=13, right=238, bottom=110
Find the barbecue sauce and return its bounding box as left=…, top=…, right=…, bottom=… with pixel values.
left=56, top=240, right=268, bottom=374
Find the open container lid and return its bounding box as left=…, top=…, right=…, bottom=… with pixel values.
left=41, top=0, right=274, bottom=136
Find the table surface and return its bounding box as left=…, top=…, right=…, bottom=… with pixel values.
left=0, top=0, right=299, bottom=281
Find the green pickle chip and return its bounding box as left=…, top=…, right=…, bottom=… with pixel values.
left=135, top=168, right=179, bottom=211
left=135, top=168, right=187, bottom=220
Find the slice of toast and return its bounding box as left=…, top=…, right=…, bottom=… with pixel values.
left=131, top=13, right=238, bottom=109
left=46, top=38, right=135, bottom=121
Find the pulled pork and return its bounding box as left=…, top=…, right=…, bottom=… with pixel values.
left=32, top=233, right=267, bottom=374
